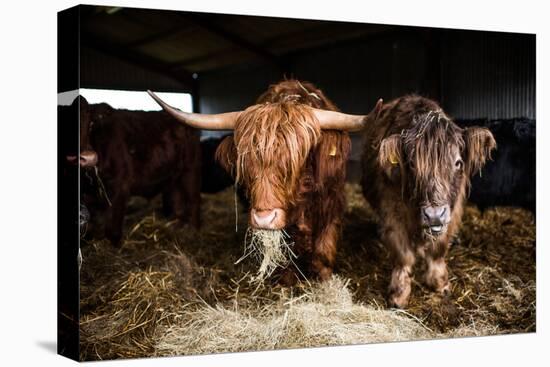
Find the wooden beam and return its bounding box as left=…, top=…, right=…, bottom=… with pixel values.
left=109, top=8, right=287, bottom=73
left=81, top=30, right=195, bottom=89
left=179, top=13, right=285, bottom=71
left=125, top=25, right=184, bottom=48
left=168, top=47, right=233, bottom=71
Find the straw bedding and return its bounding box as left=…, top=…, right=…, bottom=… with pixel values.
left=155, top=277, right=432, bottom=356
left=79, top=184, right=535, bottom=360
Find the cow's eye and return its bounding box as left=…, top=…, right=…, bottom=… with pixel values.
left=455, top=159, right=463, bottom=170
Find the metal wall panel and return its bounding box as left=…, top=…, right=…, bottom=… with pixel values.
left=441, top=31, right=535, bottom=120
left=199, top=30, right=535, bottom=121
left=198, top=29, right=535, bottom=149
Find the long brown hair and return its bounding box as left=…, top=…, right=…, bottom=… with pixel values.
left=403, top=110, right=464, bottom=205
left=233, top=102, right=321, bottom=207
left=376, top=99, right=496, bottom=208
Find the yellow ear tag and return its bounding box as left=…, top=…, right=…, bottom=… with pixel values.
left=389, top=154, right=399, bottom=165
left=329, top=145, right=337, bottom=156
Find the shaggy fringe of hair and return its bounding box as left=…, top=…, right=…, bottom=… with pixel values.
left=403, top=110, right=465, bottom=204
left=233, top=102, right=321, bottom=206
left=377, top=107, right=496, bottom=205
left=235, top=228, right=297, bottom=282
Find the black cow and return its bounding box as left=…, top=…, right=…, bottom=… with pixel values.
left=462, top=118, right=535, bottom=213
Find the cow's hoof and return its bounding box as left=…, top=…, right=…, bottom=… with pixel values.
left=438, top=282, right=451, bottom=295
left=314, top=266, right=333, bottom=282
left=387, top=283, right=411, bottom=308
left=425, top=276, right=450, bottom=294
left=424, top=260, right=449, bottom=293
left=388, top=293, right=410, bottom=309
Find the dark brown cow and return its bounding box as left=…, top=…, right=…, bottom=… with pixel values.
left=361, top=95, right=496, bottom=308
left=149, top=80, right=381, bottom=283
left=77, top=97, right=201, bottom=245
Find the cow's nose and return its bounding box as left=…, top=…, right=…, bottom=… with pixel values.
left=252, top=209, right=277, bottom=228
left=423, top=205, right=448, bottom=226
left=80, top=150, right=98, bottom=167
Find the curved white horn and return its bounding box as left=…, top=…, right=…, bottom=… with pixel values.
left=312, top=99, right=384, bottom=132
left=147, top=90, right=239, bottom=130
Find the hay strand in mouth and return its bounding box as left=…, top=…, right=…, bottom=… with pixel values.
left=235, top=228, right=297, bottom=282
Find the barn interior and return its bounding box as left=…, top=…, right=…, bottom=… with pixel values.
left=59, top=4, right=536, bottom=361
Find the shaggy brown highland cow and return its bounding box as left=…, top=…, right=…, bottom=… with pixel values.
left=73, top=98, right=201, bottom=245
left=361, top=95, right=496, bottom=308
left=149, top=80, right=381, bottom=284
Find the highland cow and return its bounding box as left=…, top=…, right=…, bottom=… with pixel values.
left=361, top=95, right=496, bottom=308
left=74, top=98, right=201, bottom=245
left=149, top=80, right=381, bottom=284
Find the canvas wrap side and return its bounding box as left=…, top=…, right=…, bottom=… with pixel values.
left=58, top=5, right=80, bottom=361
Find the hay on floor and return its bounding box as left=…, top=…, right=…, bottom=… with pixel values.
left=79, top=184, right=536, bottom=360
left=155, top=276, right=432, bottom=356
left=80, top=269, right=185, bottom=359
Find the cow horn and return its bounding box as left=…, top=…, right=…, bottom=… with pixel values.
left=313, top=98, right=384, bottom=132
left=147, top=90, right=239, bottom=130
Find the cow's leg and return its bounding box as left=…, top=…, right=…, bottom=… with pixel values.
left=105, top=190, right=129, bottom=246
left=386, top=228, right=415, bottom=308
left=278, top=214, right=311, bottom=287
left=310, top=221, right=339, bottom=281
left=180, top=171, right=201, bottom=229
left=277, top=266, right=301, bottom=287
left=168, top=181, right=187, bottom=226
left=424, top=242, right=451, bottom=294
left=161, top=186, right=174, bottom=218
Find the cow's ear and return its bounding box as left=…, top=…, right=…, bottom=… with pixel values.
left=79, top=95, right=88, bottom=109
left=463, top=127, right=496, bottom=176
left=378, top=134, right=402, bottom=179
left=215, top=136, right=237, bottom=177
left=79, top=96, right=90, bottom=120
